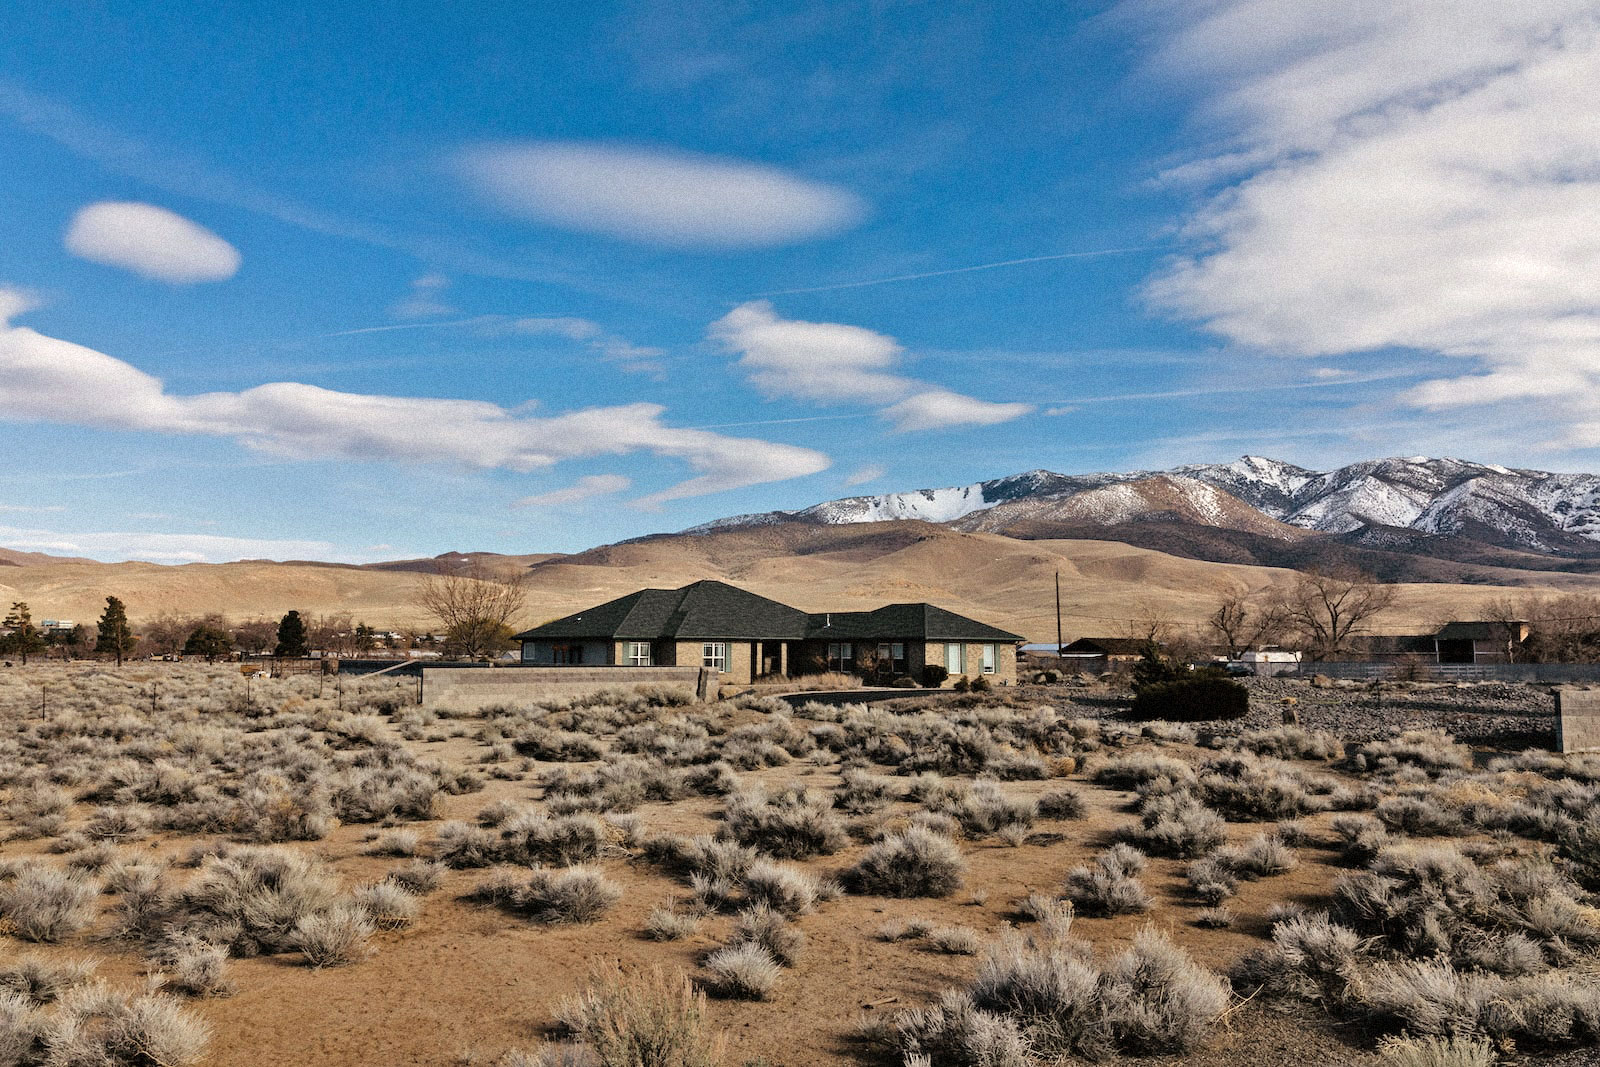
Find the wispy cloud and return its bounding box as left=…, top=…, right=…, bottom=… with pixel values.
left=0, top=524, right=337, bottom=564
left=0, top=504, right=66, bottom=514
left=754, top=247, right=1155, bottom=296
left=512, top=316, right=667, bottom=375
left=64, top=201, right=240, bottom=284
left=513, top=474, right=632, bottom=509
left=842, top=463, right=885, bottom=487
left=0, top=289, right=830, bottom=504
left=391, top=273, right=454, bottom=319
left=454, top=141, right=867, bottom=248
left=708, top=301, right=1033, bottom=431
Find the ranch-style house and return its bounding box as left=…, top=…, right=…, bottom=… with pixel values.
left=513, top=580, right=1023, bottom=687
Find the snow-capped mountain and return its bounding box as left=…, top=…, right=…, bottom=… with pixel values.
left=687, top=456, right=1600, bottom=557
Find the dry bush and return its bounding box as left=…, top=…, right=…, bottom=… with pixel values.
left=291, top=902, right=374, bottom=968
left=927, top=926, right=981, bottom=955
left=1064, top=846, right=1152, bottom=917
left=1351, top=731, right=1474, bottom=775
left=1231, top=725, right=1344, bottom=761
left=833, top=769, right=895, bottom=815
left=553, top=964, right=722, bottom=1067
left=739, top=861, right=818, bottom=917
left=1124, top=793, right=1227, bottom=858
left=1036, top=787, right=1086, bottom=820
left=499, top=812, right=612, bottom=867
left=930, top=780, right=1036, bottom=839
left=0, top=957, right=95, bottom=1006
left=23, top=984, right=211, bottom=1066
left=386, top=859, right=447, bottom=895
left=177, top=846, right=344, bottom=957
left=353, top=882, right=420, bottom=930
left=720, top=786, right=848, bottom=859
left=702, top=943, right=780, bottom=1000
left=644, top=908, right=701, bottom=942
left=882, top=989, right=1030, bottom=1067
left=476, top=867, right=622, bottom=924
left=0, top=865, right=100, bottom=942
left=1376, top=1034, right=1495, bottom=1067
left=728, top=904, right=804, bottom=967
left=955, top=926, right=1228, bottom=1058
left=847, top=827, right=967, bottom=898
left=156, top=933, right=235, bottom=997
left=641, top=835, right=757, bottom=886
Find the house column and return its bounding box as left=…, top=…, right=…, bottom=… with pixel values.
left=779, top=642, right=788, bottom=678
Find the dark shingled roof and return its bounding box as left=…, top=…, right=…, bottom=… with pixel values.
left=515, top=581, right=1022, bottom=643
left=514, top=580, right=812, bottom=641
left=1061, top=637, right=1158, bottom=656
left=807, top=603, right=1022, bottom=642
left=1434, top=621, right=1525, bottom=642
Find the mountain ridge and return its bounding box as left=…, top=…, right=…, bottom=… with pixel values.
left=685, top=455, right=1600, bottom=561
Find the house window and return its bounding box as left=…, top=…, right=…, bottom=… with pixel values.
left=981, top=643, right=997, bottom=674
left=702, top=641, right=727, bottom=671
left=626, top=641, right=653, bottom=666
left=828, top=642, right=854, bottom=672
left=552, top=643, right=583, bottom=665
left=945, top=642, right=965, bottom=675
left=877, top=642, right=907, bottom=675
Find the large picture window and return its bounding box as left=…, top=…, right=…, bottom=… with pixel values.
left=877, top=642, right=907, bottom=675
left=626, top=641, right=653, bottom=666
left=828, top=642, right=854, bottom=672
left=945, top=642, right=965, bottom=675
left=702, top=641, right=727, bottom=671
left=552, top=643, right=583, bottom=665
left=981, top=643, right=997, bottom=674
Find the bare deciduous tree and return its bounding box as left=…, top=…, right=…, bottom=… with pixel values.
left=417, top=559, right=529, bottom=660
left=1278, top=569, right=1397, bottom=660
left=1207, top=592, right=1288, bottom=659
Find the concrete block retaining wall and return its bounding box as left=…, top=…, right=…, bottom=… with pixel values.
left=422, top=665, right=712, bottom=711
left=1556, top=688, right=1600, bottom=753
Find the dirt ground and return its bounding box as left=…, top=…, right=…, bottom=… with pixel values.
left=0, top=664, right=1581, bottom=1066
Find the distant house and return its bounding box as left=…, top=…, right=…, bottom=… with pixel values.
left=513, top=580, right=1023, bottom=686
left=1343, top=634, right=1439, bottom=662
left=1433, top=621, right=1529, bottom=664
left=1058, top=637, right=1161, bottom=672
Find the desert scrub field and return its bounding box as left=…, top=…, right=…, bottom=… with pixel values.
left=0, top=663, right=1597, bottom=1067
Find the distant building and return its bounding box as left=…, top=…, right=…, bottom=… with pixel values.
left=514, top=580, right=1022, bottom=686
left=1433, top=621, right=1529, bottom=664
left=1058, top=637, right=1162, bottom=672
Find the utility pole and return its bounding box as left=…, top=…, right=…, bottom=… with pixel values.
left=1055, top=571, right=1064, bottom=656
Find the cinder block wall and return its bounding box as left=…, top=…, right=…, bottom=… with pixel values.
left=423, top=666, right=706, bottom=711
left=1557, top=687, right=1600, bottom=753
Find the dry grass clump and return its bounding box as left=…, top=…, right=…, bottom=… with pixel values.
left=552, top=964, right=723, bottom=1067
left=887, top=926, right=1228, bottom=1061
left=291, top=902, right=375, bottom=968
left=727, top=903, right=804, bottom=967
left=720, top=785, right=848, bottom=859
left=1351, top=730, right=1474, bottom=775
left=0, top=864, right=100, bottom=943
left=644, top=907, right=701, bottom=942
left=352, top=881, right=421, bottom=930
left=701, top=943, right=781, bottom=1000
left=1195, top=753, right=1313, bottom=820
left=1064, top=845, right=1152, bottom=916
left=155, top=933, right=235, bottom=997
left=386, top=858, right=447, bottom=895
left=926, top=925, right=981, bottom=955
left=2, top=983, right=211, bottom=1066
left=175, top=846, right=343, bottom=956
left=1035, top=787, right=1086, bottom=820
left=832, top=768, right=896, bottom=814
left=0, top=957, right=95, bottom=1006
left=1231, top=725, right=1345, bottom=761
left=473, top=867, right=622, bottom=924
left=739, top=860, right=821, bottom=917
left=514, top=726, right=606, bottom=762
left=1092, top=753, right=1197, bottom=791
left=846, top=827, right=967, bottom=898
left=1123, top=793, right=1227, bottom=858
left=927, top=779, right=1036, bottom=839
left=1375, top=1034, right=1495, bottom=1067
left=1375, top=795, right=1467, bottom=837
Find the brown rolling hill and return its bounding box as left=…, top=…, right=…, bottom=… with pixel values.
left=7, top=522, right=1600, bottom=642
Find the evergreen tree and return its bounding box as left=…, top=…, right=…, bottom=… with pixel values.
left=96, top=595, right=137, bottom=666
left=275, top=610, right=309, bottom=657
left=183, top=624, right=235, bottom=663
left=1, top=602, right=46, bottom=665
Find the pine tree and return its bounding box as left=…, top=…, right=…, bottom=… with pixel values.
left=96, top=595, right=137, bottom=666
left=184, top=624, right=235, bottom=663
left=1, top=602, right=46, bottom=665
left=276, top=610, right=309, bottom=657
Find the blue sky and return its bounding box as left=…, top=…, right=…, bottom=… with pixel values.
left=2, top=1, right=1597, bottom=563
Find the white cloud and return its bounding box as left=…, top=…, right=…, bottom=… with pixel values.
left=708, top=301, right=1034, bottom=431
left=0, top=504, right=65, bottom=514
left=0, top=290, right=829, bottom=503
left=514, top=474, right=632, bottom=509
left=64, top=201, right=240, bottom=283
left=843, top=463, right=885, bottom=487
left=392, top=273, right=454, bottom=318
left=454, top=141, right=866, bottom=248
left=0, top=524, right=335, bottom=564
left=1137, top=1, right=1600, bottom=446
left=881, top=391, right=1036, bottom=434
left=513, top=316, right=666, bottom=374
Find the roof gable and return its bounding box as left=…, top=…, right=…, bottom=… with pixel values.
left=514, top=580, right=811, bottom=641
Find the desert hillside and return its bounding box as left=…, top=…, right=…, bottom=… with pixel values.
left=8, top=521, right=1600, bottom=641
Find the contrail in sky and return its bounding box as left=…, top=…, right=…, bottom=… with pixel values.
left=753, top=246, right=1157, bottom=297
